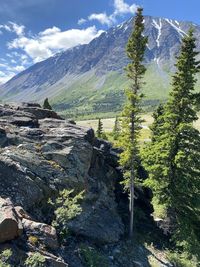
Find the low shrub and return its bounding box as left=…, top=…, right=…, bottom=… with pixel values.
left=167, top=251, right=199, bottom=267
left=0, top=249, right=12, bottom=267
left=80, top=245, right=109, bottom=267
left=25, top=252, right=46, bottom=267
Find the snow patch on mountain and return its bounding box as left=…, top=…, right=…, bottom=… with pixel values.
left=152, top=18, right=162, bottom=47
left=165, top=19, right=187, bottom=37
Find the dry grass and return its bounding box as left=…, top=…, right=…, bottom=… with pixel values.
left=77, top=112, right=200, bottom=145
left=77, top=113, right=154, bottom=132
left=77, top=112, right=200, bottom=132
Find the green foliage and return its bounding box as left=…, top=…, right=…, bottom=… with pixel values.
left=80, top=245, right=109, bottom=267
left=50, top=189, right=84, bottom=238
left=43, top=98, right=52, bottom=110
left=112, top=116, right=120, bottom=140
left=151, top=196, right=167, bottom=219
left=101, top=132, right=108, bottom=140
left=25, top=252, right=46, bottom=267
left=0, top=249, right=12, bottom=267
left=118, top=7, right=148, bottom=237
left=167, top=251, right=199, bottom=267
left=143, top=29, right=200, bottom=258
left=51, top=63, right=173, bottom=119
left=96, top=118, right=103, bottom=138
left=150, top=104, right=165, bottom=142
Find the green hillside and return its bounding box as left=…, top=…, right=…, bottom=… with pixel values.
left=50, top=61, right=200, bottom=119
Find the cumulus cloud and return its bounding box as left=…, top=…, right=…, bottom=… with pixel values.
left=39, top=26, right=61, bottom=36
left=9, top=22, right=25, bottom=36
left=78, top=18, right=87, bottom=25
left=88, top=13, right=114, bottom=26
left=113, top=0, right=138, bottom=15
left=12, top=65, right=25, bottom=72
left=0, top=1, right=138, bottom=82
left=0, top=22, right=25, bottom=36
left=0, top=19, right=104, bottom=83
left=83, top=0, right=139, bottom=26
left=8, top=25, right=103, bottom=63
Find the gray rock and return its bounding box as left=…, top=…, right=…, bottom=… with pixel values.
left=22, top=218, right=59, bottom=249
left=0, top=128, right=7, bottom=147
left=0, top=103, right=124, bottom=244
left=0, top=198, right=23, bottom=243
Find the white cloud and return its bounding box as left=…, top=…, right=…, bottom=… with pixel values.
left=0, top=61, right=25, bottom=72
left=39, top=26, right=60, bottom=36
left=8, top=26, right=104, bottom=63
left=88, top=13, right=114, bottom=26
left=113, top=0, right=138, bottom=15
left=12, top=65, right=25, bottom=72
left=78, top=18, right=87, bottom=25
left=0, top=24, right=11, bottom=32
left=9, top=22, right=25, bottom=36
left=0, top=20, right=103, bottom=84
left=82, top=0, right=139, bottom=26
left=20, top=54, right=29, bottom=65
left=0, top=63, right=8, bottom=68
left=0, top=71, right=15, bottom=84
left=0, top=22, right=25, bottom=36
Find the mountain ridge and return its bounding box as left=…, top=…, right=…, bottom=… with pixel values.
left=1, top=15, right=200, bottom=117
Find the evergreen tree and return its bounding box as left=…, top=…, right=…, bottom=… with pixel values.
left=112, top=116, right=120, bottom=140
left=143, top=29, right=200, bottom=258
left=118, top=7, right=148, bottom=238
left=43, top=98, right=52, bottom=110
left=96, top=118, right=103, bottom=138
left=150, top=104, right=165, bottom=142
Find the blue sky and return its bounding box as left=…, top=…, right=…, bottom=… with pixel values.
left=0, top=0, right=199, bottom=83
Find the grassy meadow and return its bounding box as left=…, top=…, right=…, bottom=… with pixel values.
left=77, top=112, right=200, bottom=143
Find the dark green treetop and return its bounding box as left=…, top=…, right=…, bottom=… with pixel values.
left=96, top=118, right=103, bottom=138
left=43, top=98, right=52, bottom=110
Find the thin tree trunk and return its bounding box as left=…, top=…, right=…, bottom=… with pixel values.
left=129, top=163, right=134, bottom=238
left=129, top=110, right=135, bottom=238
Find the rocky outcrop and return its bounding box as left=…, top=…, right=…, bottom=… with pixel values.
left=0, top=103, right=126, bottom=265
left=0, top=103, right=153, bottom=266
left=0, top=103, right=124, bottom=243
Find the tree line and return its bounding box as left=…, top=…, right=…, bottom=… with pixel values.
left=97, top=7, right=200, bottom=262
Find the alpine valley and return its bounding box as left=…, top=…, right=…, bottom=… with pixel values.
left=1, top=16, right=200, bottom=117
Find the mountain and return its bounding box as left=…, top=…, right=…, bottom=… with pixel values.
left=1, top=16, right=200, bottom=117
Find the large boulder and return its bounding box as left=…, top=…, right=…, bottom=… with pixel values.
left=22, top=218, right=59, bottom=249
left=0, top=198, right=23, bottom=243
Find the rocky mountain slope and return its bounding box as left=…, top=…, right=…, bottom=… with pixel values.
left=1, top=16, right=200, bottom=116
left=0, top=103, right=161, bottom=266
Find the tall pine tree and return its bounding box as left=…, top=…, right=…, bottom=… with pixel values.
left=118, top=7, right=148, bottom=238
left=143, top=29, right=200, bottom=258
left=112, top=116, right=120, bottom=140
left=96, top=118, right=103, bottom=138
